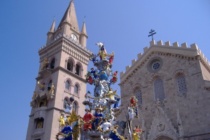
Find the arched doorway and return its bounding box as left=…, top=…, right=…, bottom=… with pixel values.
left=155, top=136, right=173, bottom=140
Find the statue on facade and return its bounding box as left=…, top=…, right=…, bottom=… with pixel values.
left=32, top=91, right=38, bottom=100
left=41, top=57, right=49, bottom=70
left=48, top=83, right=55, bottom=99
left=37, top=81, right=45, bottom=91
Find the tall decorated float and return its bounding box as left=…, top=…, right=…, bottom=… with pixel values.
left=56, top=42, right=142, bottom=140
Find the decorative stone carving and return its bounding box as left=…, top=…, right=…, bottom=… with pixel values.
left=47, top=83, right=55, bottom=100
left=157, top=123, right=165, bottom=132
left=41, top=57, right=49, bottom=70
left=148, top=106, right=178, bottom=140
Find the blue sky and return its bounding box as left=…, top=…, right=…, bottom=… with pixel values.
left=0, top=0, right=210, bottom=139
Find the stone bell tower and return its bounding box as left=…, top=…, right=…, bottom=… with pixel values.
left=26, top=1, right=91, bottom=140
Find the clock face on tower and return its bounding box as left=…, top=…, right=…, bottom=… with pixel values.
left=71, top=34, right=77, bottom=41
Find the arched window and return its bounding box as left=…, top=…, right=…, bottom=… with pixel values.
left=67, top=59, right=74, bottom=72
left=64, top=97, right=70, bottom=112
left=154, top=78, right=165, bottom=101
left=134, top=88, right=142, bottom=106
left=48, top=80, right=52, bottom=91
left=65, top=80, right=71, bottom=91
left=176, top=73, right=187, bottom=96
left=75, top=64, right=81, bottom=76
left=50, top=58, right=55, bottom=69
left=72, top=101, right=78, bottom=114
left=39, top=98, right=47, bottom=107
left=64, top=97, right=69, bottom=108
left=74, top=84, right=79, bottom=94
left=35, top=118, right=44, bottom=129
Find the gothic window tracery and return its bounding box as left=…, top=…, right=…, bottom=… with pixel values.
left=147, top=58, right=162, bottom=72
left=134, top=88, right=142, bottom=106
left=176, top=73, right=187, bottom=96
left=152, top=61, right=161, bottom=70
left=154, top=78, right=165, bottom=101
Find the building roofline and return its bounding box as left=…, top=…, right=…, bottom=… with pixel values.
left=120, top=40, right=210, bottom=84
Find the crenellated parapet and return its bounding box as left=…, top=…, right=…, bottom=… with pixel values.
left=120, top=40, right=210, bottom=84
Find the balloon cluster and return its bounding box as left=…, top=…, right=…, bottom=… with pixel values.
left=83, top=42, right=124, bottom=139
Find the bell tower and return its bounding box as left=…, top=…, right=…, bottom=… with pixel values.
left=26, top=1, right=91, bottom=140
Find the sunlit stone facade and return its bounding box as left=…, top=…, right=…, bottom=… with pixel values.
left=118, top=40, right=210, bottom=140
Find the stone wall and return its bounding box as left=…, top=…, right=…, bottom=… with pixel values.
left=119, top=40, right=210, bottom=140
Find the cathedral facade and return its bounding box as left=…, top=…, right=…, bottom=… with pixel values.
left=26, top=1, right=91, bottom=140
left=118, top=40, right=210, bottom=140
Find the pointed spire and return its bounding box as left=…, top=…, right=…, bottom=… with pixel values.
left=47, top=20, right=56, bottom=44
left=80, top=21, right=88, bottom=47
left=64, top=6, right=71, bottom=24
left=58, top=0, right=79, bottom=31
left=81, top=21, right=87, bottom=36
left=49, top=20, right=56, bottom=33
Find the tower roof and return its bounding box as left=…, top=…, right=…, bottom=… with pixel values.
left=49, top=20, right=55, bottom=33
left=58, top=0, right=79, bottom=31
left=81, top=21, right=87, bottom=36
